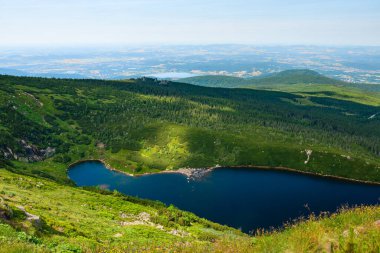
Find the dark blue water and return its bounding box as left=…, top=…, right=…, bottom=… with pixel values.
left=68, top=161, right=380, bottom=233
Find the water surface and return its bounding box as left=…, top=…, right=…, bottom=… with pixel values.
left=68, top=161, right=380, bottom=233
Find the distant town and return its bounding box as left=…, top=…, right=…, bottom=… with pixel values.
left=1, top=45, right=379, bottom=84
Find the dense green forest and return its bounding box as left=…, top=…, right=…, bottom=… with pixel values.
left=0, top=73, right=379, bottom=182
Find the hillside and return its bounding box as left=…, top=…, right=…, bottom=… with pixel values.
left=0, top=74, right=379, bottom=252
left=180, top=69, right=346, bottom=88
left=0, top=168, right=244, bottom=252
left=1, top=168, right=379, bottom=252
left=0, top=74, right=380, bottom=183
left=250, top=69, right=346, bottom=86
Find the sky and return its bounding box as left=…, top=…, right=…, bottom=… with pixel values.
left=0, top=0, right=379, bottom=46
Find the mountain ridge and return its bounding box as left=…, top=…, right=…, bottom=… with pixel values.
left=251, top=69, right=346, bottom=85
left=180, top=69, right=347, bottom=88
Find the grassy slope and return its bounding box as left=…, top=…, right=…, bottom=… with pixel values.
left=0, top=169, right=379, bottom=252
left=0, top=75, right=379, bottom=183
left=0, top=168, right=244, bottom=252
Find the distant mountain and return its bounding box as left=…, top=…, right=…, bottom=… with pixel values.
left=180, top=69, right=347, bottom=88
left=248, top=69, right=347, bottom=86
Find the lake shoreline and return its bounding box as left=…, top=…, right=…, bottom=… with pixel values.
left=67, top=159, right=380, bottom=186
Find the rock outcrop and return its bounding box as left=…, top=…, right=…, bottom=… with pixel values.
left=1, top=139, right=55, bottom=163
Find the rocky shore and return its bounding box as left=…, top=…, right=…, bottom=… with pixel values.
left=165, top=167, right=215, bottom=180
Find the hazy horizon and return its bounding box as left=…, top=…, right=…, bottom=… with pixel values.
left=2, top=43, right=380, bottom=49
left=1, top=0, right=379, bottom=47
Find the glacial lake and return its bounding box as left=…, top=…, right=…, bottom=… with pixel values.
left=68, top=161, right=380, bottom=233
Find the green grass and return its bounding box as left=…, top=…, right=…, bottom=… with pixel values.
left=248, top=206, right=380, bottom=253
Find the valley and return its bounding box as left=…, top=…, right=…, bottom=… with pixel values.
left=0, top=72, right=379, bottom=252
